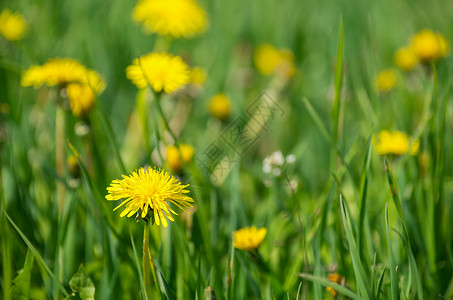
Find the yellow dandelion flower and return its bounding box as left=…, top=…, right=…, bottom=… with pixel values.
left=21, top=58, right=105, bottom=90
left=67, top=84, right=96, bottom=117
left=106, top=167, right=194, bottom=227
left=189, top=67, right=207, bottom=86
left=166, top=144, right=194, bottom=172
left=376, top=69, right=397, bottom=92
left=132, top=0, right=207, bottom=38
left=233, top=226, right=267, bottom=251
left=394, top=47, right=418, bottom=72
left=410, top=29, right=450, bottom=62
left=126, top=52, right=190, bottom=93
left=326, top=273, right=345, bottom=297
left=253, top=44, right=295, bottom=78
left=0, top=9, right=26, bottom=41
left=375, top=130, right=419, bottom=156
left=208, top=93, right=231, bottom=121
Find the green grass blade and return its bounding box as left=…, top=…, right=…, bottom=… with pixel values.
left=332, top=15, right=344, bottom=143
left=384, top=158, right=423, bottom=299
left=298, top=273, right=361, bottom=300
left=385, top=204, right=399, bottom=300
left=3, top=210, right=69, bottom=297
left=383, top=158, right=407, bottom=233
left=129, top=229, right=148, bottom=300
left=95, top=104, right=127, bottom=174
left=301, top=96, right=332, bottom=144
left=67, top=140, right=119, bottom=237
left=358, top=126, right=373, bottom=256
left=339, top=196, right=372, bottom=300
left=376, top=266, right=386, bottom=299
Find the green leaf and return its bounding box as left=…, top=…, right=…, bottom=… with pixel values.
left=339, top=197, right=372, bottom=300
left=385, top=204, right=399, bottom=300
left=358, top=126, right=373, bottom=255
left=12, top=248, right=34, bottom=300
left=69, top=264, right=95, bottom=300
left=3, top=210, right=69, bottom=297
left=298, top=273, right=361, bottom=300
left=301, top=96, right=332, bottom=144
left=332, top=15, right=344, bottom=143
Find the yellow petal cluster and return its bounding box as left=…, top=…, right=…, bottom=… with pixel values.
left=126, top=52, right=190, bottom=93
left=394, top=47, right=418, bottom=72
left=189, top=67, right=207, bottom=86
left=254, top=44, right=295, bottom=78
left=326, top=273, right=345, bottom=297
left=375, top=130, right=419, bottom=156
left=166, top=144, right=195, bottom=172
left=21, top=58, right=105, bottom=116
left=208, top=93, right=231, bottom=121
left=376, top=69, right=397, bottom=92
left=106, top=167, right=194, bottom=227
left=132, top=0, right=207, bottom=38
left=233, top=226, right=267, bottom=251
left=21, top=58, right=105, bottom=90
left=0, top=9, right=26, bottom=41
left=410, top=29, right=450, bottom=62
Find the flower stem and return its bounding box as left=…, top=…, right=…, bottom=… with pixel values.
left=56, top=104, right=66, bottom=219
left=143, top=222, right=152, bottom=299
left=154, top=93, right=179, bottom=146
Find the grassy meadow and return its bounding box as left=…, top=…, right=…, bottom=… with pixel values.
left=1, top=0, right=453, bottom=299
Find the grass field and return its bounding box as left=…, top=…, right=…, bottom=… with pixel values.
left=1, top=0, right=453, bottom=299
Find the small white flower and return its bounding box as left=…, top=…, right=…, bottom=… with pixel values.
left=272, top=168, right=282, bottom=177
left=286, top=154, right=296, bottom=164
left=270, top=151, right=284, bottom=166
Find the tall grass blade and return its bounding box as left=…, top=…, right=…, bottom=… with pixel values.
left=4, top=210, right=69, bottom=297
left=298, top=273, right=361, bottom=300
left=339, top=196, right=372, bottom=300
left=385, top=204, right=399, bottom=300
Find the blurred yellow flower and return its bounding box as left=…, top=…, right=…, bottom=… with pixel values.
left=254, top=44, right=295, bottom=78
left=166, top=144, right=194, bottom=172
left=208, top=93, right=231, bottom=121
left=326, top=273, right=345, bottom=297
left=233, top=226, right=267, bottom=251
left=394, top=47, right=418, bottom=71
left=375, top=130, right=419, bottom=156
left=189, top=67, right=207, bottom=86
left=67, top=84, right=96, bottom=117
left=133, top=0, right=207, bottom=38
left=410, top=29, right=450, bottom=62
left=106, top=167, right=194, bottom=227
left=21, top=58, right=105, bottom=90
left=0, top=9, right=26, bottom=41
left=376, top=69, right=397, bottom=92
left=126, top=52, right=190, bottom=93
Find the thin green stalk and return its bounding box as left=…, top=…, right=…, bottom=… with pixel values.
left=56, top=104, right=66, bottom=219
left=143, top=222, right=152, bottom=299
left=154, top=92, right=179, bottom=145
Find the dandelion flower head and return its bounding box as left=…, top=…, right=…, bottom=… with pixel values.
left=326, top=273, right=345, bottom=297
left=132, top=0, right=207, bottom=38
left=410, top=29, right=450, bottom=62
left=208, top=93, right=231, bottom=121
left=376, top=69, right=397, bottom=93
left=0, top=9, right=26, bottom=41
left=21, top=58, right=105, bottom=90
left=126, top=52, right=190, bottom=93
left=375, top=130, right=419, bottom=156
left=166, top=144, right=194, bottom=173
left=394, top=47, right=418, bottom=72
left=233, top=226, right=267, bottom=251
left=254, top=44, right=295, bottom=78
left=106, top=167, right=194, bottom=227
left=189, top=67, right=207, bottom=86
